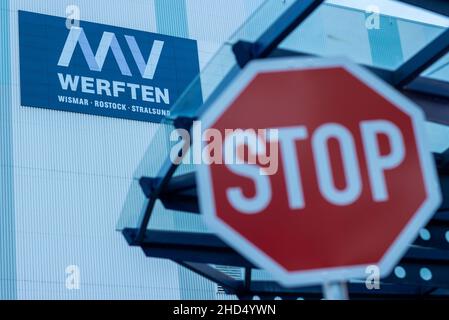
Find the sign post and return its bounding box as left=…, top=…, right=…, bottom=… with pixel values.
left=323, top=282, right=349, bottom=300
left=196, top=57, right=441, bottom=297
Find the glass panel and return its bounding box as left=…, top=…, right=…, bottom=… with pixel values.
left=280, top=1, right=447, bottom=70
left=117, top=0, right=449, bottom=233
left=117, top=0, right=309, bottom=231
left=422, top=52, right=449, bottom=82
left=116, top=112, right=212, bottom=231
left=425, top=122, right=449, bottom=154
left=170, top=0, right=302, bottom=118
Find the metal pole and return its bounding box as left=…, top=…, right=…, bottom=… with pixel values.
left=322, top=282, right=349, bottom=300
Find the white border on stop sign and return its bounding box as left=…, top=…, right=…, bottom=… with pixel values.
left=196, top=56, right=442, bottom=288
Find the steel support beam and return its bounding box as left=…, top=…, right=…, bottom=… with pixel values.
left=232, top=0, right=325, bottom=68
left=399, top=0, right=449, bottom=17
left=177, top=262, right=243, bottom=292
left=393, top=29, right=449, bottom=88
left=235, top=43, right=449, bottom=124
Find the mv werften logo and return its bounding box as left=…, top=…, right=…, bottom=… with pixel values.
left=19, top=11, right=202, bottom=123
left=58, top=27, right=164, bottom=80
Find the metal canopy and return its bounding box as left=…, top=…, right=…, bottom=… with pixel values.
left=400, top=0, right=449, bottom=17
left=120, top=0, right=449, bottom=299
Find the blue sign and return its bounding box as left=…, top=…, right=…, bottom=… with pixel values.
left=19, top=11, right=202, bottom=123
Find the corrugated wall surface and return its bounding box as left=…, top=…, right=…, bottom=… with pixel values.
left=10, top=0, right=181, bottom=300
left=4, top=0, right=259, bottom=300
left=0, top=0, right=17, bottom=300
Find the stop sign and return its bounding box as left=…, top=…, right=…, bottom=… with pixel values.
left=196, top=58, right=441, bottom=287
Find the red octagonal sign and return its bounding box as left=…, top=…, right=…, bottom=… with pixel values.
left=196, top=58, right=441, bottom=287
